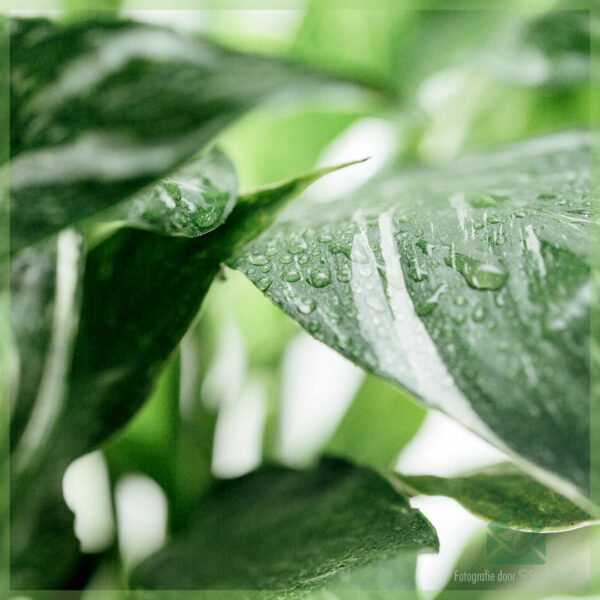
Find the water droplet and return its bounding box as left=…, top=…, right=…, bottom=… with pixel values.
left=414, top=228, right=424, bottom=238
left=298, top=255, right=309, bottom=265
left=337, top=268, right=351, bottom=282
left=351, top=244, right=369, bottom=264
left=280, top=254, right=293, bottom=264
left=318, top=232, right=333, bottom=243
left=308, top=269, right=331, bottom=288
left=288, top=239, right=307, bottom=254
left=452, top=313, right=466, bottom=325
left=308, top=321, right=320, bottom=333
left=257, top=277, right=272, bottom=292
left=261, top=265, right=272, bottom=273
left=446, top=253, right=508, bottom=291
left=537, top=192, right=556, bottom=200
left=416, top=239, right=436, bottom=256
left=336, top=334, right=352, bottom=349
left=472, top=305, right=485, bottom=323
left=474, top=222, right=485, bottom=230
left=283, top=269, right=301, bottom=282
left=297, top=298, right=317, bottom=314
left=415, top=283, right=446, bottom=316
left=366, top=296, right=386, bottom=312
left=249, top=253, right=268, bottom=266
left=496, top=234, right=507, bottom=245
left=486, top=215, right=501, bottom=224
left=409, top=260, right=428, bottom=282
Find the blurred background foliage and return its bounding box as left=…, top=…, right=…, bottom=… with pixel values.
left=5, top=1, right=595, bottom=599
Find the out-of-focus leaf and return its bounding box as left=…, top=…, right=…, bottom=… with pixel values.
left=97, top=148, right=237, bottom=239
left=9, top=16, right=370, bottom=254
left=396, top=463, right=593, bottom=532
left=11, top=162, right=357, bottom=589
left=482, top=10, right=591, bottom=88
left=231, top=132, right=590, bottom=508
left=132, top=457, right=438, bottom=592
left=326, top=375, right=426, bottom=470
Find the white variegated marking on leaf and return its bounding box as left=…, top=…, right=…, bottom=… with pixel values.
left=350, top=211, right=589, bottom=510
left=14, top=229, right=82, bottom=473
left=525, top=224, right=546, bottom=277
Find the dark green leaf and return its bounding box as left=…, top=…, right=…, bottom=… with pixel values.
left=9, top=16, right=366, bottom=254
left=11, top=163, right=354, bottom=589
left=132, top=457, right=438, bottom=592
left=231, top=132, right=590, bottom=508
left=395, top=463, right=593, bottom=532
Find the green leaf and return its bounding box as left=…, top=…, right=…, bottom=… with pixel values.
left=9, top=16, right=366, bottom=254
left=231, top=131, right=590, bottom=508
left=11, top=163, right=354, bottom=589
left=326, top=376, right=426, bottom=470
left=96, top=148, right=237, bottom=239
left=132, top=457, right=438, bottom=592
left=395, top=463, right=593, bottom=532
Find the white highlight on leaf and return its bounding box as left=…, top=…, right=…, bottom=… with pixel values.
left=449, top=192, right=468, bottom=239
left=525, top=223, right=546, bottom=277
left=14, top=229, right=81, bottom=473
left=115, top=474, right=168, bottom=568
left=62, top=451, right=115, bottom=553
left=10, top=132, right=203, bottom=188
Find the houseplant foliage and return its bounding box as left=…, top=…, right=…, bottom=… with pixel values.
left=4, top=5, right=596, bottom=596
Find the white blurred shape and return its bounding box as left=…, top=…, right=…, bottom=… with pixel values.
left=276, top=333, right=364, bottom=465
left=307, top=118, right=398, bottom=202
left=396, top=409, right=508, bottom=477
left=62, top=451, right=115, bottom=553
left=201, top=318, right=247, bottom=411
left=115, top=474, right=168, bottom=568
left=212, top=377, right=267, bottom=479
left=412, top=495, right=484, bottom=594
left=417, top=68, right=466, bottom=115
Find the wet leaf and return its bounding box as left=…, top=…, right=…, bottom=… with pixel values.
left=132, top=457, right=438, bottom=592
left=395, top=463, right=593, bottom=532
left=9, top=16, right=366, bottom=254
left=231, top=132, right=590, bottom=508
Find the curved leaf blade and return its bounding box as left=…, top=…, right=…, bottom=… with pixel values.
left=231, top=132, right=590, bottom=507
left=132, top=457, right=438, bottom=592
left=395, top=463, right=594, bottom=533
